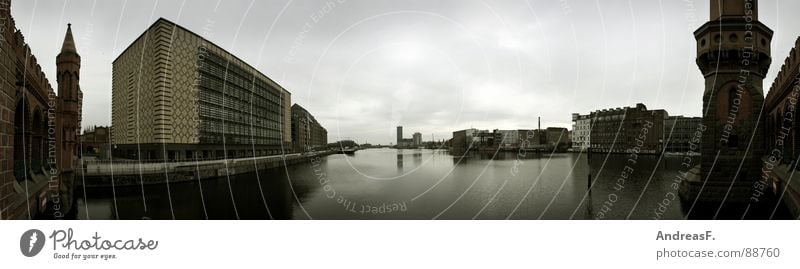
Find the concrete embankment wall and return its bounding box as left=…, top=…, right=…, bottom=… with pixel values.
left=77, top=151, right=333, bottom=188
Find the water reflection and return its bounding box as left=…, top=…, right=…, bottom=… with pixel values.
left=76, top=149, right=790, bottom=220
left=396, top=153, right=403, bottom=170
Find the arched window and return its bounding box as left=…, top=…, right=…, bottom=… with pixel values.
left=728, top=87, right=738, bottom=113
left=727, top=87, right=739, bottom=148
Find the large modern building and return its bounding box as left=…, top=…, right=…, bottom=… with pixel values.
left=589, top=103, right=667, bottom=154
left=571, top=113, right=591, bottom=151
left=291, top=104, right=327, bottom=152
left=111, top=18, right=292, bottom=161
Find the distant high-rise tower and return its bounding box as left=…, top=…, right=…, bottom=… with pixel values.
left=413, top=132, right=422, bottom=147
left=691, top=0, right=772, bottom=207
left=397, top=126, right=403, bottom=145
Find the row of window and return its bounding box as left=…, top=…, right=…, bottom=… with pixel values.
left=199, top=102, right=282, bottom=126
left=199, top=52, right=283, bottom=104
left=196, top=49, right=286, bottom=145
left=198, top=91, right=280, bottom=116
left=198, top=75, right=282, bottom=105
left=199, top=135, right=283, bottom=145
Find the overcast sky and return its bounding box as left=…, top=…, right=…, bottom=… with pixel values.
left=11, top=0, right=800, bottom=145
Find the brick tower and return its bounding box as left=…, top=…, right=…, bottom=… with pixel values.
left=55, top=23, right=82, bottom=216
left=691, top=0, right=772, bottom=208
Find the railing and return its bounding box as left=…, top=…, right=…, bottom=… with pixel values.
left=77, top=150, right=333, bottom=176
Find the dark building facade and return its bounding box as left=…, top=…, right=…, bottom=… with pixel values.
left=413, top=132, right=422, bottom=147
left=450, top=130, right=467, bottom=156
left=764, top=37, right=800, bottom=163
left=518, top=129, right=546, bottom=150
left=396, top=126, right=402, bottom=146
left=589, top=103, right=667, bottom=154
left=763, top=38, right=800, bottom=218
left=0, top=0, right=83, bottom=219
left=81, top=126, right=110, bottom=158
left=545, top=127, right=570, bottom=151
left=664, top=116, right=703, bottom=154
left=450, top=129, right=478, bottom=156
left=689, top=0, right=773, bottom=205
left=291, top=104, right=327, bottom=152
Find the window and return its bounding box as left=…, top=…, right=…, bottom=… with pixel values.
left=727, top=134, right=738, bottom=148
left=728, top=87, right=738, bottom=112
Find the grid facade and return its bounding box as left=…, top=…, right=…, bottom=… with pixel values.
left=112, top=18, right=292, bottom=160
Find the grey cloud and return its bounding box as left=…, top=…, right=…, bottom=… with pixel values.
left=12, top=0, right=800, bottom=145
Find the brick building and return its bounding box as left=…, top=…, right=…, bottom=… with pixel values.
left=681, top=0, right=773, bottom=207
left=546, top=127, right=570, bottom=152
left=80, top=126, right=110, bottom=158
left=589, top=103, right=667, bottom=154
left=764, top=37, right=800, bottom=163
left=685, top=0, right=773, bottom=206
left=664, top=116, right=703, bottom=154
left=0, top=0, right=83, bottom=219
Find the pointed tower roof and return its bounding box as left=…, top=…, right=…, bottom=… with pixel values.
left=61, top=23, right=77, bottom=54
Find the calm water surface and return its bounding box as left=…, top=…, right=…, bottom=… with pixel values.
left=75, top=148, right=750, bottom=219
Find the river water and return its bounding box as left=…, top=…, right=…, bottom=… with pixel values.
left=75, top=148, right=787, bottom=220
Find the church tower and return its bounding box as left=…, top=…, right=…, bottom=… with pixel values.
left=692, top=0, right=772, bottom=207
left=55, top=23, right=82, bottom=203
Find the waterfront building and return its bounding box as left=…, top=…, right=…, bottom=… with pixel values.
left=571, top=113, right=591, bottom=151
left=396, top=126, right=403, bottom=146
left=81, top=126, right=111, bottom=158
left=399, top=138, right=414, bottom=148
left=517, top=130, right=533, bottom=148
left=567, top=130, right=573, bottom=149
left=291, top=104, right=327, bottom=153
left=111, top=18, right=292, bottom=161
left=475, top=130, right=499, bottom=152
left=492, top=130, right=518, bottom=149
left=517, top=129, right=547, bottom=150
left=450, top=128, right=479, bottom=156
left=664, top=116, right=702, bottom=154
left=546, top=127, right=570, bottom=151
left=412, top=132, right=422, bottom=147
left=0, top=0, right=83, bottom=219
left=395, top=126, right=423, bottom=148
left=589, top=103, right=667, bottom=154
